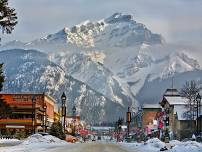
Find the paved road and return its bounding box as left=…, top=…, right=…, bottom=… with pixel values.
left=48, top=142, right=139, bottom=152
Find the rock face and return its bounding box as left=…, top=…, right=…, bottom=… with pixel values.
left=0, top=13, right=201, bottom=123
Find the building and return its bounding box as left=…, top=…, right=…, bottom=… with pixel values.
left=141, top=104, right=162, bottom=136
left=65, top=115, right=85, bottom=135
left=159, top=89, right=196, bottom=140
left=0, top=93, right=55, bottom=136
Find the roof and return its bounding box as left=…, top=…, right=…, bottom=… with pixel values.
left=164, top=88, right=180, bottom=96
left=164, top=96, right=188, bottom=105
left=142, top=104, right=161, bottom=109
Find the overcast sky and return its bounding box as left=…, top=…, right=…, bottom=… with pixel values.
left=1, top=0, right=202, bottom=45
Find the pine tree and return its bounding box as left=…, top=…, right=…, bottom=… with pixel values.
left=0, top=0, right=17, bottom=40
left=0, top=63, right=4, bottom=91
left=50, top=122, right=65, bottom=140
left=0, top=63, right=12, bottom=119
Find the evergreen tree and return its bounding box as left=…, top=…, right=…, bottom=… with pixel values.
left=50, top=122, right=65, bottom=140
left=0, top=63, right=4, bottom=91
left=0, top=63, right=11, bottom=119
left=0, top=0, right=17, bottom=40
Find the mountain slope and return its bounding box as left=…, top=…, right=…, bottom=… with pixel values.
left=0, top=49, right=129, bottom=124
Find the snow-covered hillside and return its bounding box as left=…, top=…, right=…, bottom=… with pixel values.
left=0, top=49, right=129, bottom=124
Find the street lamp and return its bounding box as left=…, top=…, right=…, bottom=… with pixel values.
left=32, top=96, right=36, bottom=134
left=126, top=107, right=131, bottom=137
left=72, top=106, right=76, bottom=136
left=117, top=118, right=122, bottom=142
left=196, top=93, right=201, bottom=136
left=43, top=104, right=47, bottom=133
left=61, top=92, right=66, bottom=133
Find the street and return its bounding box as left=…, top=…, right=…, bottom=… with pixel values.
left=47, top=142, right=139, bottom=152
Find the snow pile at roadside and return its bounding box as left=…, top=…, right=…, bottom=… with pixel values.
left=120, top=138, right=165, bottom=152
left=22, top=134, right=67, bottom=145
left=167, top=140, right=202, bottom=152
left=0, top=139, right=21, bottom=144
left=145, top=138, right=166, bottom=149
left=120, top=138, right=202, bottom=152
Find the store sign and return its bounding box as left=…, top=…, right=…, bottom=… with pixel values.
left=12, top=95, right=43, bottom=102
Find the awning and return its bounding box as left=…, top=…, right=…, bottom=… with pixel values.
left=6, top=125, right=25, bottom=129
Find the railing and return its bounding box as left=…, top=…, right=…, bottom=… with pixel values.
left=0, top=118, right=42, bottom=124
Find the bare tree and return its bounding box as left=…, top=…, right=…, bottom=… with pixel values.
left=180, top=80, right=201, bottom=120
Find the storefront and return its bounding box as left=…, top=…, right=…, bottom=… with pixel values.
left=0, top=93, right=55, bottom=137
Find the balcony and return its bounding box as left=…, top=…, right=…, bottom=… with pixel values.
left=0, top=118, right=32, bottom=124
left=0, top=118, right=42, bottom=125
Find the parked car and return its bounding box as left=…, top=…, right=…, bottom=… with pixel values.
left=65, top=135, right=79, bottom=143
left=37, top=132, right=50, bottom=136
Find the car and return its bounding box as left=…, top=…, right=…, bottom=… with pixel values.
left=37, top=132, right=50, bottom=136
left=65, top=135, right=79, bottom=143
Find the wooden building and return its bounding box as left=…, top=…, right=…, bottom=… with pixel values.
left=160, top=89, right=196, bottom=140
left=0, top=93, right=55, bottom=136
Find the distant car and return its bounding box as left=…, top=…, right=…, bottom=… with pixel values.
left=65, top=135, right=79, bottom=143
left=37, top=132, right=50, bottom=136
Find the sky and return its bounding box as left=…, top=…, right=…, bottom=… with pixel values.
left=1, top=0, right=202, bottom=45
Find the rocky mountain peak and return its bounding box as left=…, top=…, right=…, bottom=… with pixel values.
left=104, top=12, right=134, bottom=24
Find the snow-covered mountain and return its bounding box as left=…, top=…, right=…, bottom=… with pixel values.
left=0, top=13, right=202, bottom=123
left=0, top=49, right=129, bottom=124
left=1, top=13, right=164, bottom=52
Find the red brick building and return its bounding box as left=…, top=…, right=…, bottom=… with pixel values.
left=0, top=93, right=55, bottom=136
left=142, top=104, right=162, bottom=135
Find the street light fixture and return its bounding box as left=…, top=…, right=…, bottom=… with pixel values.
left=61, top=92, right=66, bottom=133
left=72, top=105, right=76, bottom=136
left=196, top=93, right=201, bottom=136
left=32, top=96, right=36, bottom=134
left=126, top=107, right=131, bottom=137
left=43, top=104, right=47, bottom=133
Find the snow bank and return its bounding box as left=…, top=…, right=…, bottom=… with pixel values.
left=145, top=138, right=166, bottom=149
left=167, top=141, right=202, bottom=152
left=120, top=138, right=202, bottom=152
left=0, top=139, right=21, bottom=144
left=22, top=134, right=67, bottom=145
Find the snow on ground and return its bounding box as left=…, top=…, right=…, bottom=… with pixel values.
left=22, top=134, right=67, bottom=145
left=0, top=134, right=69, bottom=152
left=167, top=140, right=202, bottom=152
left=120, top=138, right=202, bottom=152
left=0, top=138, right=21, bottom=144
left=0, top=136, right=202, bottom=152
left=120, top=138, right=166, bottom=152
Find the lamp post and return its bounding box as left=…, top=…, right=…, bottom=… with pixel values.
left=117, top=118, right=122, bottom=142
left=32, top=96, right=36, bottom=134
left=196, top=93, right=201, bottom=136
left=72, top=105, right=76, bottom=136
left=126, top=107, right=131, bottom=137
left=61, top=92, right=66, bottom=133
left=43, top=104, right=47, bottom=133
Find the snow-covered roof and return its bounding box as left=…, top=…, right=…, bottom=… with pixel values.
left=164, top=88, right=180, bottom=96
left=164, top=96, right=188, bottom=105
left=142, top=104, right=161, bottom=109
